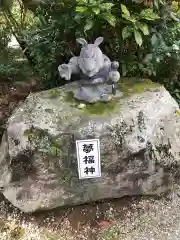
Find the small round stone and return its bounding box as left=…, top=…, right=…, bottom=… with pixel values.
left=78, top=103, right=86, bottom=109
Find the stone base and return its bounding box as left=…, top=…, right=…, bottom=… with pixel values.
left=0, top=79, right=180, bottom=212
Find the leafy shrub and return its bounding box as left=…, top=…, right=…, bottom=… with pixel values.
left=0, top=63, right=19, bottom=81
left=0, top=58, right=34, bottom=83
left=0, top=1, right=37, bottom=83
left=23, top=0, right=164, bottom=88
left=0, top=47, right=34, bottom=83
left=23, top=0, right=77, bottom=87
left=2, top=0, right=180, bottom=104
left=139, top=19, right=180, bottom=104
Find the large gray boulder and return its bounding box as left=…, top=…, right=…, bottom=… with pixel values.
left=0, top=78, right=180, bottom=213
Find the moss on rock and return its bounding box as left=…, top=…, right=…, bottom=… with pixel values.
left=65, top=91, right=119, bottom=115
left=118, top=78, right=160, bottom=96
left=48, top=88, right=61, bottom=98
left=23, top=127, right=63, bottom=157
left=65, top=78, right=160, bottom=115
left=176, top=110, right=180, bottom=116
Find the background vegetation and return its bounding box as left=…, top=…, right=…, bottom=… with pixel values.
left=0, top=0, right=180, bottom=103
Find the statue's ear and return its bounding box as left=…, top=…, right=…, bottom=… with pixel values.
left=76, top=38, right=87, bottom=46
left=94, top=37, right=104, bottom=46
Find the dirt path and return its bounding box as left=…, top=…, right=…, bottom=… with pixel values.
left=0, top=184, right=180, bottom=240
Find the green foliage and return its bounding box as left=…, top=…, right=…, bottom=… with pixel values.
left=0, top=1, right=37, bottom=83
left=1, top=0, right=180, bottom=104
left=0, top=51, right=34, bottom=82
left=0, top=10, right=11, bottom=51
left=23, top=0, right=78, bottom=87
left=75, top=0, right=116, bottom=27
left=121, top=5, right=160, bottom=46
left=139, top=20, right=180, bottom=104
left=23, top=0, right=163, bottom=88
left=0, top=63, right=19, bottom=81
left=0, top=24, right=10, bottom=50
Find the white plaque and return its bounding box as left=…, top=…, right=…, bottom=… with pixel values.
left=76, top=139, right=101, bottom=179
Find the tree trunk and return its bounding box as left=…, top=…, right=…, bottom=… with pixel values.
left=15, top=34, right=36, bottom=67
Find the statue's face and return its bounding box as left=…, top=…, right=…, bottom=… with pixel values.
left=78, top=44, right=104, bottom=77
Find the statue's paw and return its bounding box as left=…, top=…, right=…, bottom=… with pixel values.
left=58, top=64, right=71, bottom=80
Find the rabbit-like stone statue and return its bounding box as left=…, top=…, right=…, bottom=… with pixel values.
left=58, top=37, right=123, bottom=103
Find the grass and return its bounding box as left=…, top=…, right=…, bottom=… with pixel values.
left=98, top=225, right=121, bottom=240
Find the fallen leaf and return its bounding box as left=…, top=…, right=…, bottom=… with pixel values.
left=97, top=220, right=115, bottom=230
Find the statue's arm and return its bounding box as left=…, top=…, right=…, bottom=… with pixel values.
left=68, top=57, right=79, bottom=75
left=58, top=57, right=79, bottom=81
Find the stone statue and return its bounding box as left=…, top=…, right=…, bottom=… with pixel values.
left=58, top=37, right=123, bottom=103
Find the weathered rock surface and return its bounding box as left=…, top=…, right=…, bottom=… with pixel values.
left=0, top=78, right=180, bottom=213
